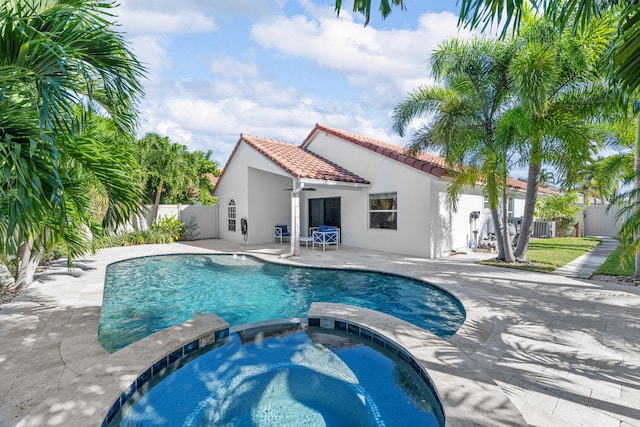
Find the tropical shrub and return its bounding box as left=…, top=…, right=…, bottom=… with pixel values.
left=151, top=216, right=186, bottom=241
left=536, top=193, right=581, bottom=237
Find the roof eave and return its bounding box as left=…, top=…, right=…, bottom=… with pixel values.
left=299, top=178, right=371, bottom=190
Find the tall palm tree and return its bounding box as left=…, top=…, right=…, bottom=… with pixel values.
left=0, top=0, right=144, bottom=287
left=509, top=13, right=614, bottom=260
left=393, top=37, right=520, bottom=261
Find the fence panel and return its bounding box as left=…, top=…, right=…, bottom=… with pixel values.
left=142, top=204, right=219, bottom=239
left=584, top=205, right=624, bottom=237
left=179, top=205, right=218, bottom=239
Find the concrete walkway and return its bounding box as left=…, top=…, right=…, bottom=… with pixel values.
left=553, top=237, right=620, bottom=279
left=1, top=239, right=639, bottom=427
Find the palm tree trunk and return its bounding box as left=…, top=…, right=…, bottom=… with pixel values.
left=14, top=238, right=42, bottom=290
left=514, top=162, right=542, bottom=261
left=0, top=262, right=15, bottom=289
left=502, top=190, right=516, bottom=262
left=634, top=112, right=640, bottom=280
left=150, top=178, right=164, bottom=226
left=491, top=207, right=505, bottom=260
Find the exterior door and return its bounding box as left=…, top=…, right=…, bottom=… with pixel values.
left=309, top=197, right=341, bottom=229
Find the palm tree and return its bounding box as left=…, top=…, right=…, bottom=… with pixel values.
left=393, top=37, right=519, bottom=261
left=0, top=0, right=144, bottom=288
left=539, top=169, right=556, bottom=188
left=508, top=14, right=614, bottom=260
left=137, top=133, right=190, bottom=225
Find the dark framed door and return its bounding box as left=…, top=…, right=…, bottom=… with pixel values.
left=309, top=197, right=341, bottom=229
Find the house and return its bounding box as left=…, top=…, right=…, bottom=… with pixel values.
left=213, top=124, right=554, bottom=258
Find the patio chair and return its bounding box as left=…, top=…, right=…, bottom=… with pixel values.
left=274, top=225, right=291, bottom=244
left=312, top=225, right=339, bottom=251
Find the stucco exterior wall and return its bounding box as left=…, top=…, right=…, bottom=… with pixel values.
left=215, top=142, right=291, bottom=244
left=305, top=132, right=435, bottom=257
left=248, top=167, right=292, bottom=244
left=442, top=185, right=485, bottom=254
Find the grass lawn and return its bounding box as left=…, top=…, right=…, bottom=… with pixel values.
left=594, top=245, right=633, bottom=276
left=478, top=237, right=602, bottom=273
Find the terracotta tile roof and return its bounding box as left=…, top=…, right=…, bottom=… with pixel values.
left=303, top=123, right=449, bottom=178
left=205, top=173, right=219, bottom=188
left=241, top=134, right=369, bottom=184
left=304, top=124, right=557, bottom=194
left=506, top=177, right=557, bottom=194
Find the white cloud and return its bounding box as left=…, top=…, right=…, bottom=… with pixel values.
left=211, top=56, right=260, bottom=79
left=250, top=8, right=471, bottom=107
left=115, top=3, right=217, bottom=35
left=129, top=36, right=173, bottom=74
left=124, top=2, right=473, bottom=167
left=136, top=74, right=402, bottom=165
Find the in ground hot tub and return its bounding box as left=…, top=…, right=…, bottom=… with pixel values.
left=107, top=321, right=444, bottom=427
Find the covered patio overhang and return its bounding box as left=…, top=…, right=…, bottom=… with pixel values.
left=284, top=177, right=370, bottom=257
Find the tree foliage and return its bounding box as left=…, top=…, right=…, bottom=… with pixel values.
left=0, top=0, right=145, bottom=287
left=392, top=37, right=520, bottom=261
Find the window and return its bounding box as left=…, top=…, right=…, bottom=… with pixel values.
left=369, top=192, right=397, bottom=229
left=483, top=196, right=490, bottom=210
left=507, top=197, right=514, bottom=218
left=228, top=199, right=236, bottom=232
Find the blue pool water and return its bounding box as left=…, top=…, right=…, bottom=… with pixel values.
left=114, top=327, right=444, bottom=427
left=99, top=254, right=465, bottom=352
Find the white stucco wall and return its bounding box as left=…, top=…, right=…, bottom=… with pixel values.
left=305, top=132, right=436, bottom=257
left=214, top=142, right=292, bottom=244
left=442, top=186, right=485, bottom=253
left=248, top=167, right=292, bottom=244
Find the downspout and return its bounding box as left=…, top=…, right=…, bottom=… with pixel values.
left=281, top=179, right=304, bottom=258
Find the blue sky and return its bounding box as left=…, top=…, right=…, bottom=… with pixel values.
left=114, top=1, right=472, bottom=167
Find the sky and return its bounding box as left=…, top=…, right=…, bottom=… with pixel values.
left=112, top=1, right=473, bottom=168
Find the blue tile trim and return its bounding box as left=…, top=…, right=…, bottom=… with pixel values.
left=184, top=339, right=199, bottom=355
left=168, top=348, right=183, bottom=364
left=106, top=398, right=120, bottom=424
left=103, top=326, right=229, bottom=426
left=152, top=356, right=168, bottom=375
left=136, top=368, right=151, bottom=389
left=215, top=328, right=229, bottom=341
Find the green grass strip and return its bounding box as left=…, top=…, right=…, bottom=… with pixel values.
left=478, top=237, right=602, bottom=273
left=594, top=245, right=633, bottom=277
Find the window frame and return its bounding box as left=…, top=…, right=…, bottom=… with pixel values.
left=368, top=192, right=398, bottom=230
left=228, top=199, right=236, bottom=232
left=483, top=196, right=490, bottom=211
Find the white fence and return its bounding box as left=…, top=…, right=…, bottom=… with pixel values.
left=139, top=204, right=219, bottom=239
left=583, top=205, right=626, bottom=237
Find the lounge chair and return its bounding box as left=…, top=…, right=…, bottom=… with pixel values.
left=312, top=225, right=339, bottom=251
left=274, top=225, right=291, bottom=244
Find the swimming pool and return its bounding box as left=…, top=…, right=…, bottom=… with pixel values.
left=99, top=254, right=465, bottom=352
left=112, top=324, right=444, bottom=427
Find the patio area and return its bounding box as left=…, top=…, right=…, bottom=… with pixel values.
left=0, top=239, right=639, bottom=427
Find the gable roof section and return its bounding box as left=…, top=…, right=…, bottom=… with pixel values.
left=506, top=177, right=557, bottom=194
left=216, top=134, right=369, bottom=189
left=303, top=123, right=557, bottom=194
left=302, top=123, right=449, bottom=178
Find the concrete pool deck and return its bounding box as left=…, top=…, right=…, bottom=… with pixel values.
left=0, top=239, right=638, bottom=426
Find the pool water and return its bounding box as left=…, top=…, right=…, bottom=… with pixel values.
left=99, top=254, right=465, bottom=352
left=114, top=327, right=444, bottom=427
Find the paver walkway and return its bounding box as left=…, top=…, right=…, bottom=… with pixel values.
left=0, top=239, right=639, bottom=427
left=553, top=237, right=620, bottom=278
